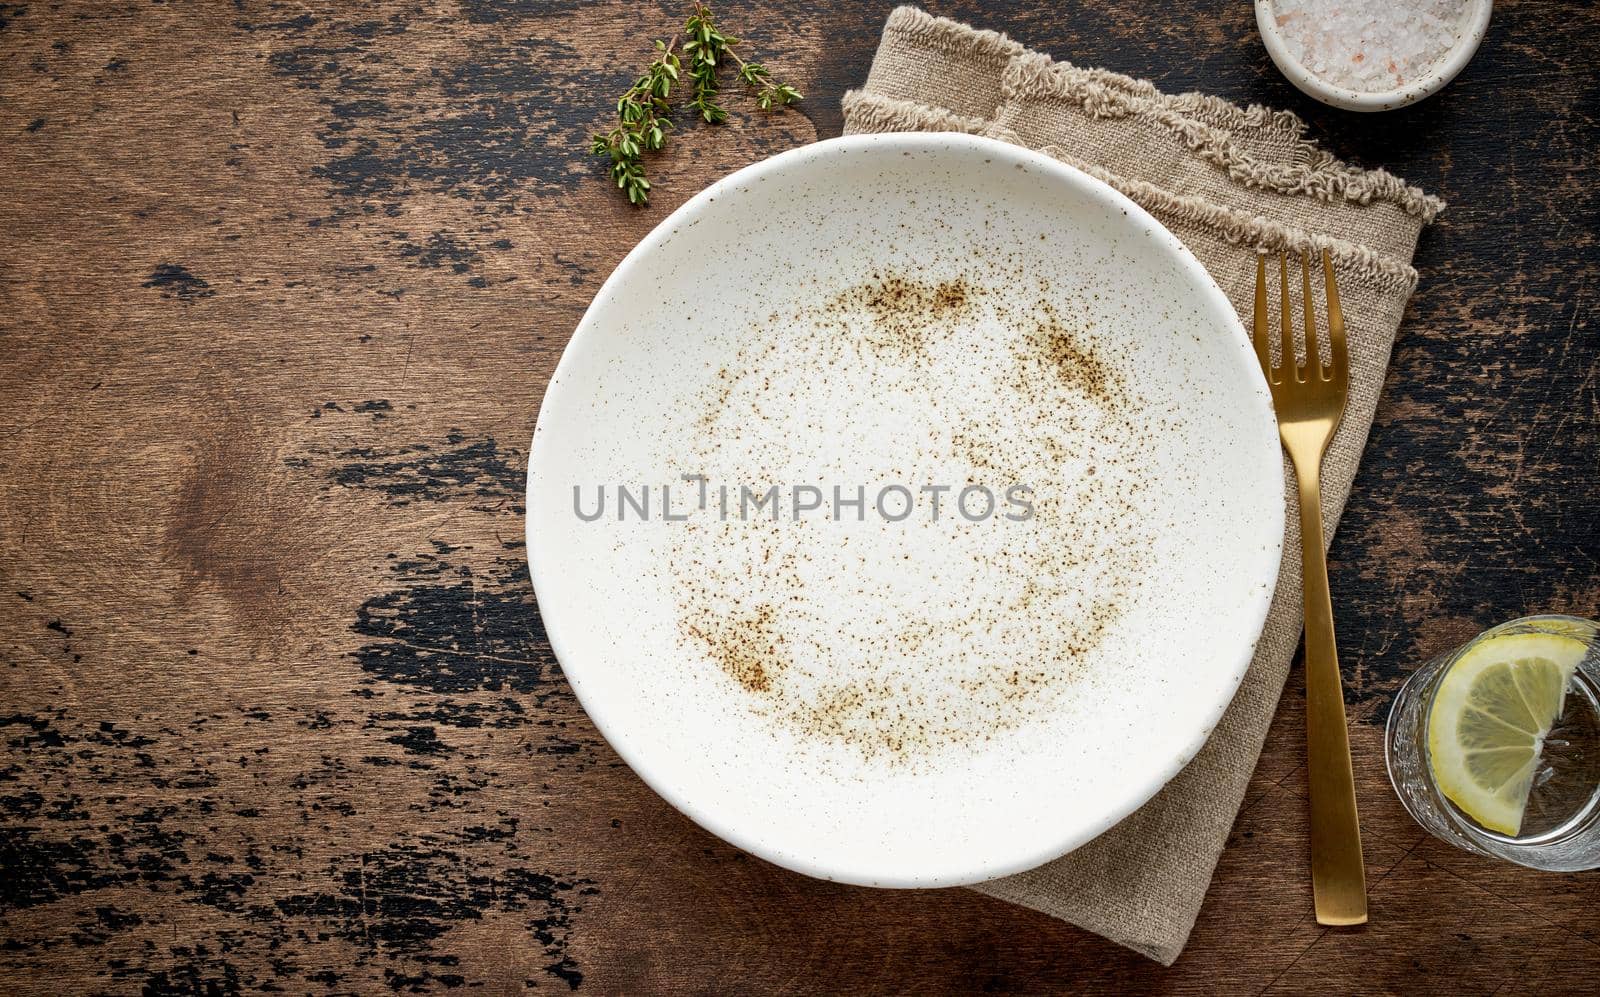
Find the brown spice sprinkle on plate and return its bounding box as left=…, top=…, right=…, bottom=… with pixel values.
left=1023, top=302, right=1125, bottom=407
left=824, top=273, right=977, bottom=360
left=682, top=602, right=787, bottom=694
left=666, top=268, right=1157, bottom=765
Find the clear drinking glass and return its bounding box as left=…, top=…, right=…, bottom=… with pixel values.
left=1386, top=614, right=1600, bottom=870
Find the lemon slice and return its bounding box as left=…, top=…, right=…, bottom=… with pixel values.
left=1427, top=632, right=1589, bottom=835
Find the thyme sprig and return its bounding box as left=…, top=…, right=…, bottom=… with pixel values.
left=590, top=39, right=680, bottom=205
left=591, top=2, right=803, bottom=206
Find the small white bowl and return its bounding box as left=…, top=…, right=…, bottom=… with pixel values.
left=1255, top=0, right=1492, bottom=112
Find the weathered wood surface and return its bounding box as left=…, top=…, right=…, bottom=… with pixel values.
left=1, top=1, right=1596, bottom=993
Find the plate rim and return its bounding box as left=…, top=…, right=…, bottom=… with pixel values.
left=527, top=131, right=1284, bottom=888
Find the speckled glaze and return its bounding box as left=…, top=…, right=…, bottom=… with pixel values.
left=1255, top=0, right=1493, bottom=112
left=527, top=133, right=1283, bottom=888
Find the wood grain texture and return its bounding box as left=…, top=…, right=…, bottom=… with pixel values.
left=0, top=0, right=1596, bottom=993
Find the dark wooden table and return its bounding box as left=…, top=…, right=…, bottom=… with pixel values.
left=2, top=1, right=1596, bottom=992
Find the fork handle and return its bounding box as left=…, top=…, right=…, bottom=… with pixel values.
left=1294, top=457, right=1368, bottom=926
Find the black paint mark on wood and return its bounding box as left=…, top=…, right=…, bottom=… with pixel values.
left=398, top=231, right=482, bottom=275
left=388, top=725, right=450, bottom=756
left=272, top=833, right=593, bottom=990
left=326, top=431, right=524, bottom=510
left=352, top=398, right=392, bottom=420
left=141, top=263, right=216, bottom=301
left=551, top=252, right=594, bottom=287
left=0, top=716, right=202, bottom=912
left=352, top=546, right=556, bottom=703
left=3, top=694, right=592, bottom=986
left=253, top=12, right=616, bottom=206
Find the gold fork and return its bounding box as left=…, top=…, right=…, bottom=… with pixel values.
left=1254, top=250, right=1367, bottom=926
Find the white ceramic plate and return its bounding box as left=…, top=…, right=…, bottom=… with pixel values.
left=528, top=134, right=1282, bottom=888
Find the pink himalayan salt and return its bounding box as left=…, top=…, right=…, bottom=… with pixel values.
left=1272, top=0, right=1474, bottom=93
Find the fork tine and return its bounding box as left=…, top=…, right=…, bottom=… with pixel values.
left=1322, top=250, right=1347, bottom=383
left=1279, top=253, right=1298, bottom=383
left=1253, top=255, right=1270, bottom=378
left=1301, top=250, right=1319, bottom=382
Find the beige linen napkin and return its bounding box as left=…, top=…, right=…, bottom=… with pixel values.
left=843, top=7, right=1442, bottom=965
